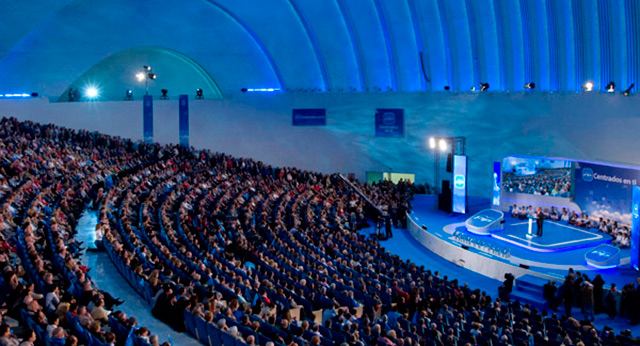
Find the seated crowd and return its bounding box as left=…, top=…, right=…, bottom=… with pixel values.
left=0, top=118, right=171, bottom=346
left=509, top=204, right=630, bottom=248
left=0, top=117, right=636, bottom=346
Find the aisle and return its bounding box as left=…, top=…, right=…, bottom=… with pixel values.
left=75, top=210, right=201, bottom=346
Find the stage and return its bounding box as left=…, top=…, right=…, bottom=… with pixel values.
left=406, top=195, right=637, bottom=288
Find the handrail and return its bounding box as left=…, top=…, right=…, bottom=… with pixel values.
left=336, top=174, right=384, bottom=216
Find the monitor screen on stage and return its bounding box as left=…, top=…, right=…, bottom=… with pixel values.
left=502, top=156, right=572, bottom=197
left=632, top=186, right=640, bottom=270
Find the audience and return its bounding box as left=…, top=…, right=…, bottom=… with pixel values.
left=0, top=116, right=636, bottom=346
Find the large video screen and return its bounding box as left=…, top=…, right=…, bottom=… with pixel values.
left=502, top=156, right=572, bottom=197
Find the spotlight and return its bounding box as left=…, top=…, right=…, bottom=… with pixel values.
left=471, top=86, right=476, bottom=92
left=524, top=82, right=535, bottom=89
left=196, top=88, right=203, bottom=99
left=85, top=86, right=99, bottom=99
left=147, top=73, right=157, bottom=80
left=136, top=72, right=145, bottom=82
left=624, top=83, right=634, bottom=96
left=582, top=81, right=594, bottom=91
left=480, top=83, right=490, bottom=92
left=125, top=90, right=133, bottom=101
left=438, top=139, right=448, bottom=152
left=143, top=65, right=151, bottom=71
left=429, top=137, right=436, bottom=149
left=160, top=89, right=168, bottom=100
left=606, top=81, right=615, bottom=93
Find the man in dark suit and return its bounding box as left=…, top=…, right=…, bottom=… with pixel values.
left=536, top=207, right=545, bottom=237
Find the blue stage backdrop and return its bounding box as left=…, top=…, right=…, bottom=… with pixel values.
left=492, top=161, right=501, bottom=209
left=292, top=109, right=326, bottom=126
left=632, top=186, right=640, bottom=270
left=143, top=95, right=153, bottom=143
left=179, top=95, right=189, bottom=147
left=452, top=155, right=467, bottom=214
left=574, top=161, right=640, bottom=226
left=375, top=109, right=404, bottom=137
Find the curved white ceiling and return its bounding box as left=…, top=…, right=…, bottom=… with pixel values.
left=0, top=0, right=638, bottom=95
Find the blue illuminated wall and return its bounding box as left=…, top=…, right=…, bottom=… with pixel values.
left=0, top=0, right=639, bottom=95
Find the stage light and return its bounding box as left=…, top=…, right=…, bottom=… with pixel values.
left=148, top=73, right=157, bottom=80
left=136, top=72, right=145, bottom=82
left=480, top=83, right=490, bottom=92
left=582, top=81, right=594, bottom=91
left=429, top=137, right=436, bottom=149
left=606, top=82, right=615, bottom=93
left=524, top=82, right=535, bottom=89
left=125, top=90, right=133, bottom=101
left=85, top=86, right=99, bottom=99
left=444, top=86, right=450, bottom=91
left=438, top=139, right=448, bottom=152
left=471, top=86, right=476, bottom=92
left=240, top=88, right=281, bottom=93
left=160, top=89, right=168, bottom=99
left=196, top=88, right=203, bottom=99
left=624, top=83, right=634, bottom=96
left=143, top=65, right=151, bottom=71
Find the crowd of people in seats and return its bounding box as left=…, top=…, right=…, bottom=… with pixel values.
left=509, top=204, right=630, bottom=248
left=0, top=116, right=638, bottom=346
left=0, top=117, right=172, bottom=346
left=502, top=169, right=571, bottom=197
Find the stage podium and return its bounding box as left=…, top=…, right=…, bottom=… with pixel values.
left=465, top=209, right=504, bottom=235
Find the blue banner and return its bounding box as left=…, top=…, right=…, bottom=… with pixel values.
left=179, top=95, right=189, bottom=147
left=574, top=161, right=640, bottom=226
left=632, top=186, right=640, bottom=270
left=143, top=95, right=153, bottom=143
left=452, top=155, right=467, bottom=214
left=375, top=108, right=404, bottom=137
left=492, top=161, right=501, bottom=209
left=292, top=109, right=326, bottom=126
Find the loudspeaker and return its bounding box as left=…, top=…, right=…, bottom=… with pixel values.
left=446, top=153, right=453, bottom=173
left=438, top=181, right=452, bottom=212
left=421, top=225, right=427, bottom=230
left=519, top=264, right=530, bottom=269
left=461, top=245, right=470, bottom=250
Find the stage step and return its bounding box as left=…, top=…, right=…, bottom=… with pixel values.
left=509, top=289, right=548, bottom=307
left=515, top=274, right=560, bottom=292
left=510, top=275, right=563, bottom=309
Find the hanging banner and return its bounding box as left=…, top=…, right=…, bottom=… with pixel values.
left=292, top=109, right=326, bottom=126
left=452, top=155, right=467, bottom=214
left=179, top=95, right=189, bottom=147
left=143, top=95, right=153, bottom=143
left=375, top=108, right=404, bottom=137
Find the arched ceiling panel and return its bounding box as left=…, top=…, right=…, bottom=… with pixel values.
left=378, top=0, right=422, bottom=92
left=212, top=0, right=325, bottom=90
left=0, top=0, right=639, bottom=95
left=412, top=0, right=448, bottom=91
left=472, top=0, right=501, bottom=91
left=0, top=0, right=280, bottom=96
left=339, top=0, right=393, bottom=91
left=290, top=0, right=360, bottom=91
left=440, top=0, right=474, bottom=91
